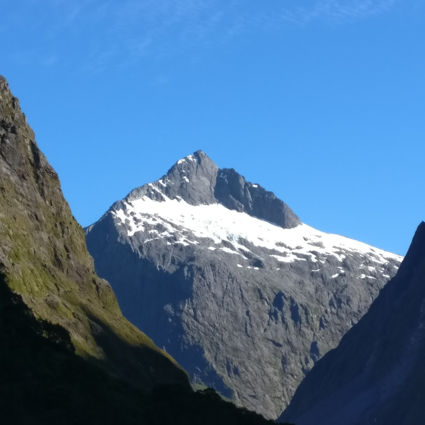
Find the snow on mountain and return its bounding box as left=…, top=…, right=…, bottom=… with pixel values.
left=86, top=150, right=402, bottom=419
left=113, top=194, right=399, bottom=273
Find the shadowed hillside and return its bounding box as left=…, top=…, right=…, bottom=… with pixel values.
left=0, top=269, right=278, bottom=424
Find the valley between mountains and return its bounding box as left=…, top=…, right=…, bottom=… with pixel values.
left=3, top=74, right=425, bottom=425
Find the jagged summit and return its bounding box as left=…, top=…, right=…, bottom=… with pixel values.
left=125, top=150, right=300, bottom=229
left=171, top=149, right=214, bottom=170
left=148, top=149, right=219, bottom=206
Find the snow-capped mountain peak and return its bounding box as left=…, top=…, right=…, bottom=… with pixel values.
left=86, top=151, right=402, bottom=419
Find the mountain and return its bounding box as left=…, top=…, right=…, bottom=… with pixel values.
left=280, top=222, right=425, bottom=425
left=86, top=150, right=402, bottom=418
left=0, top=76, right=275, bottom=424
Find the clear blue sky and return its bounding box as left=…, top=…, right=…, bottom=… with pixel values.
left=2, top=0, right=424, bottom=255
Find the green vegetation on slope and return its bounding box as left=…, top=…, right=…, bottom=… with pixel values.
left=0, top=269, right=277, bottom=425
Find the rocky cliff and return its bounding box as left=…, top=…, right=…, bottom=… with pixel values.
left=280, top=222, right=425, bottom=425
left=0, top=75, right=188, bottom=390
left=86, top=150, right=402, bottom=418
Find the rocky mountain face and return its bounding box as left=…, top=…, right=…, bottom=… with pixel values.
left=86, top=150, right=402, bottom=419
left=0, top=75, right=189, bottom=391
left=280, top=222, right=425, bottom=425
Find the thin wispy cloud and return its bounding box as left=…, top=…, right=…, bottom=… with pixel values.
left=4, top=0, right=403, bottom=73
left=278, top=0, right=398, bottom=25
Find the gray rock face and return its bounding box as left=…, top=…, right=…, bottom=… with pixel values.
left=215, top=168, right=300, bottom=228
left=280, top=222, right=425, bottom=425
left=86, top=151, right=402, bottom=419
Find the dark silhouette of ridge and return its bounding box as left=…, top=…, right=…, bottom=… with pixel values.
left=281, top=221, right=425, bottom=425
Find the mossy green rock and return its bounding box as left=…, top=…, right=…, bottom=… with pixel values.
left=0, top=76, right=188, bottom=390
